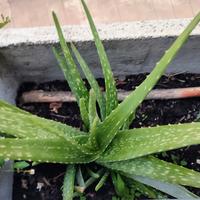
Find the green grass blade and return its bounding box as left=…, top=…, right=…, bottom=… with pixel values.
left=81, top=0, right=118, bottom=116
left=71, top=43, right=106, bottom=120
left=94, top=12, right=200, bottom=151
left=101, top=156, right=200, bottom=188
left=98, top=122, right=200, bottom=162
left=63, top=165, right=76, bottom=200
left=52, top=12, right=89, bottom=107
left=131, top=175, right=199, bottom=199
left=0, top=137, right=95, bottom=164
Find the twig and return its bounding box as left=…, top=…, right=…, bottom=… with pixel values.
left=20, top=87, right=200, bottom=104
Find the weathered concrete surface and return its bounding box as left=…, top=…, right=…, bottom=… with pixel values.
left=0, top=18, right=200, bottom=83
left=0, top=65, right=18, bottom=200
left=0, top=161, right=13, bottom=200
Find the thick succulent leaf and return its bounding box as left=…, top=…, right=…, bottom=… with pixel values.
left=129, top=178, right=163, bottom=199
left=14, top=161, right=30, bottom=169
left=71, top=43, right=106, bottom=120
left=98, top=122, right=200, bottom=162
left=52, top=47, right=74, bottom=92
left=76, top=166, right=86, bottom=190
left=79, top=98, right=90, bottom=130
left=0, top=137, right=96, bottom=163
left=93, top=12, right=200, bottom=151
left=88, top=89, right=99, bottom=126
left=122, top=112, right=136, bottom=130
left=63, top=165, right=76, bottom=200
left=0, top=100, right=97, bottom=155
left=0, top=100, right=32, bottom=115
left=81, top=0, right=118, bottom=116
left=0, top=100, right=85, bottom=139
left=52, top=12, right=89, bottom=107
left=84, top=90, right=101, bottom=150
left=131, top=175, right=199, bottom=199
left=101, top=156, right=200, bottom=188
left=111, top=172, right=130, bottom=198
left=95, top=170, right=110, bottom=191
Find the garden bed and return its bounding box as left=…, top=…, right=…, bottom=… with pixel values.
left=13, top=73, right=200, bottom=199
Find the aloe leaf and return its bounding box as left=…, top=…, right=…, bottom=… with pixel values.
left=93, top=12, right=200, bottom=151
left=71, top=43, right=106, bottom=120
left=87, top=116, right=100, bottom=151
left=129, top=178, right=162, bottom=199
left=79, top=98, right=90, bottom=130
left=85, top=168, right=104, bottom=189
left=84, top=90, right=101, bottom=150
left=14, top=161, right=30, bottom=169
left=76, top=166, right=86, bottom=192
left=86, top=168, right=100, bottom=179
left=101, top=156, right=200, bottom=188
left=88, top=89, right=99, bottom=126
left=0, top=100, right=98, bottom=156
left=52, top=47, right=74, bottom=92
left=0, top=137, right=96, bottom=163
left=95, top=170, right=109, bottom=191
left=111, top=172, right=130, bottom=198
left=81, top=0, right=118, bottom=116
left=0, top=100, right=85, bottom=139
left=52, top=12, right=89, bottom=108
left=63, top=165, right=76, bottom=200
left=122, top=112, right=136, bottom=130
left=131, top=175, right=199, bottom=199
left=0, top=100, right=31, bottom=115
left=98, top=122, right=200, bottom=162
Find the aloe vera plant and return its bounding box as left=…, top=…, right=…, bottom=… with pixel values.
left=1, top=1, right=200, bottom=199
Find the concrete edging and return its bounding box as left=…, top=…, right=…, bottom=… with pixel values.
left=0, top=18, right=200, bottom=84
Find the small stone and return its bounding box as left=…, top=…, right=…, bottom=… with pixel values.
left=29, top=169, right=35, bottom=175
left=21, top=179, right=28, bottom=190
left=37, top=182, right=44, bottom=192
left=196, top=159, right=200, bottom=164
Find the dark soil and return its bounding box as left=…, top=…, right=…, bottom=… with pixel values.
left=13, top=73, right=200, bottom=199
